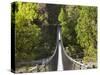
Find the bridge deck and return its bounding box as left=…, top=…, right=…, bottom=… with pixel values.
left=15, top=25, right=88, bottom=73
left=57, top=27, right=63, bottom=71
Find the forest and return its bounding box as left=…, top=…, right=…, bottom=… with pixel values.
left=11, top=2, right=97, bottom=65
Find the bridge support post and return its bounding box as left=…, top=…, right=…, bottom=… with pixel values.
left=36, top=64, right=40, bottom=72
left=73, top=63, right=75, bottom=70
left=44, top=64, right=46, bottom=71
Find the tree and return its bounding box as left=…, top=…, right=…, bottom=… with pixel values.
left=75, top=7, right=97, bottom=63
left=15, top=2, right=42, bottom=61
left=12, top=2, right=58, bottom=62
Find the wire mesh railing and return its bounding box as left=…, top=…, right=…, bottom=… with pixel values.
left=59, top=25, right=88, bottom=70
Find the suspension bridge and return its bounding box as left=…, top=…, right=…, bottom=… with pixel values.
left=15, top=25, right=88, bottom=73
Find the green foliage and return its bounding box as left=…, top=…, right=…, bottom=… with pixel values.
left=16, top=24, right=41, bottom=61
left=76, top=7, right=97, bottom=62
left=12, top=2, right=97, bottom=64
left=15, top=2, right=42, bottom=61
left=12, top=2, right=57, bottom=62
left=58, top=8, right=67, bottom=23
left=58, top=5, right=97, bottom=63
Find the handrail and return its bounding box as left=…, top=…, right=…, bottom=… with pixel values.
left=44, top=26, right=59, bottom=64
left=16, top=41, right=58, bottom=67
left=45, top=43, right=58, bottom=64
left=41, top=24, right=59, bottom=65
left=60, top=27, right=87, bottom=69
left=63, top=47, right=87, bottom=68
left=16, top=26, right=58, bottom=69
